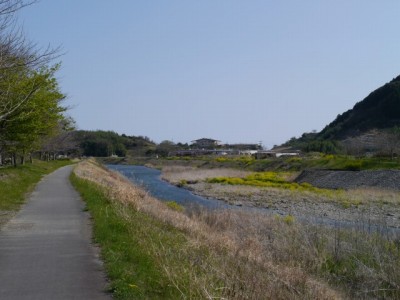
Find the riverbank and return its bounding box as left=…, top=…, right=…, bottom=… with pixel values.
left=161, top=166, right=400, bottom=229
left=74, top=160, right=342, bottom=298
left=78, top=160, right=400, bottom=298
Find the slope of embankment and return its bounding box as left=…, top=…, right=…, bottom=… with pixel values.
left=296, top=169, right=400, bottom=190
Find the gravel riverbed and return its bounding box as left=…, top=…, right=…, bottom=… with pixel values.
left=184, top=182, right=400, bottom=229
left=160, top=166, right=400, bottom=229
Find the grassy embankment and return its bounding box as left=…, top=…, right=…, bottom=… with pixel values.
left=72, top=159, right=400, bottom=299
left=0, top=159, right=73, bottom=226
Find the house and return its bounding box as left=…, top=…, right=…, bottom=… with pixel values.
left=191, top=138, right=222, bottom=149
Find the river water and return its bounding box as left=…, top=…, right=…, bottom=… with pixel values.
left=107, top=165, right=229, bottom=209
left=107, top=164, right=400, bottom=236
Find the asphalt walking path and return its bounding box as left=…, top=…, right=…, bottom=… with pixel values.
left=0, top=165, right=111, bottom=300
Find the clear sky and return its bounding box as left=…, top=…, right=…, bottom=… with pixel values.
left=19, top=1, right=400, bottom=148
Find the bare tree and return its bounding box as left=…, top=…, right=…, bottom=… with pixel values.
left=376, top=128, right=400, bottom=159
left=40, top=118, right=78, bottom=161
left=0, top=0, right=60, bottom=122
left=0, top=1, right=58, bottom=69
left=342, top=136, right=364, bottom=156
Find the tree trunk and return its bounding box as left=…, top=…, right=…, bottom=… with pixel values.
left=20, top=150, right=26, bottom=165
left=29, top=153, right=33, bottom=164
left=12, top=153, right=17, bottom=167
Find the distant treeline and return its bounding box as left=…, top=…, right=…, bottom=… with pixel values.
left=74, top=131, right=156, bottom=157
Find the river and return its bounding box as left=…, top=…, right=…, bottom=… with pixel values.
left=107, top=164, right=229, bottom=209
left=107, top=164, right=400, bottom=236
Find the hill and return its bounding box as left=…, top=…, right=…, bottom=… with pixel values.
left=284, top=75, right=400, bottom=154
left=319, top=75, right=400, bottom=140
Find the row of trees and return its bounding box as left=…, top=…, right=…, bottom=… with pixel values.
left=0, top=0, right=71, bottom=166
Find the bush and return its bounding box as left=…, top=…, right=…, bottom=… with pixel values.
left=344, top=161, right=362, bottom=171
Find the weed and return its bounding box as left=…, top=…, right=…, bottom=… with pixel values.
left=274, top=214, right=295, bottom=225
left=215, top=157, right=227, bottom=162
left=166, top=201, right=184, bottom=212
left=175, top=179, right=187, bottom=187
left=283, top=215, right=295, bottom=225
left=340, top=200, right=351, bottom=209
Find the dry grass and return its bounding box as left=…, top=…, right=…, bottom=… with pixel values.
left=74, top=159, right=400, bottom=299
left=162, top=166, right=400, bottom=206
left=161, top=166, right=251, bottom=184
left=344, top=187, right=400, bottom=206
left=163, top=166, right=400, bottom=228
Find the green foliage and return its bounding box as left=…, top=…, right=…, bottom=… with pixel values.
left=282, top=154, right=400, bottom=171
left=77, top=131, right=127, bottom=157
left=75, top=131, right=155, bottom=157
left=283, top=75, right=400, bottom=155
left=215, top=157, right=227, bottom=163
left=155, top=140, right=179, bottom=157
left=320, top=76, right=400, bottom=140
left=285, top=136, right=341, bottom=154
left=0, top=64, right=67, bottom=158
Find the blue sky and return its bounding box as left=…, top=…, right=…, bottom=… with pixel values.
left=20, top=1, right=400, bottom=148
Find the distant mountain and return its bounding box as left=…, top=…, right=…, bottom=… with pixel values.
left=319, top=75, right=400, bottom=140
left=283, top=75, right=400, bottom=153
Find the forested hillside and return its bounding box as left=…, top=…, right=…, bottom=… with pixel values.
left=284, top=75, right=400, bottom=154
left=319, top=75, right=400, bottom=139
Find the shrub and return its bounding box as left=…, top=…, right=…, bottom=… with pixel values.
left=344, top=161, right=362, bottom=171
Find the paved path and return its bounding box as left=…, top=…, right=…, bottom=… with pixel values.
left=0, top=165, right=111, bottom=300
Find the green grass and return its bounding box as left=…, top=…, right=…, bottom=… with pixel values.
left=292, top=154, right=400, bottom=171
left=70, top=174, right=220, bottom=299
left=165, top=201, right=184, bottom=212
left=0, top=159, right=73, bottom=211
left=127, top=154, right=400, bottom=172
